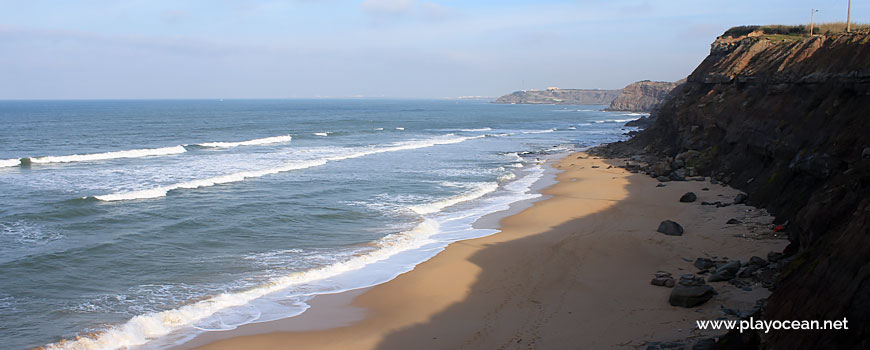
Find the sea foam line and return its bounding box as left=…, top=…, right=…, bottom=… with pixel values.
left=49, top=162, right=543, bottom=350
left=409, top=182, right=499, bottom=215
left=25, top=146, right=187, bottom=165
left=94, top=134, right=486, bottom=202
left=44, top=218, right=444, bottom=350
left=0, top=158, right=21, bottom=168
left=195, top=135, right=292, bottom=148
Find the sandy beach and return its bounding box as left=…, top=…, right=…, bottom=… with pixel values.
left=182, top=152, right=787, bottom=349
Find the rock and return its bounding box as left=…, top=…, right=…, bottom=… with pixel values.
left=591, top=165, right=600, bottom=168
left=656, top=183, right=667, bottom=187
left=657, top=220, right=684, bottom=236
left=670, top=168, right=687, bottom=181
left=726, top=218, right=742, bottom=224
left=715, top=202, right=731, bottom=208
left=709, top=260, right=741, bottom=282
left=734, top=193, right=747, bottom=204
left=651, top=277, right=676, bottom=288
left=767, top=252, right=784, bottom=262
left=694, top=258, right=716, bottom=270
left=656, top=176, right=671, bottom=182
left=710, top=179, right=719, bottom=185
left=863, top=147, right=870, bottom=159
left=669, top=284, right=716, bottom=307
left=679, top=192, right=698, bottom=203
left=654, top=271, right=673, bottom=278
left=701, top=187, right=710, bottom=191
left=738, top=265, right=760, bottom=278
left=749, top=256, right=769, bottom=267
left=607, top=165, right=613, bottom=169
left=679, top=274, right=706, bottom=286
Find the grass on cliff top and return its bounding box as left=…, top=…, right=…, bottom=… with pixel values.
left=723, top=22, right=870, bottom=39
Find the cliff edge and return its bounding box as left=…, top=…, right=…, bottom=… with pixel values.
left=600, top=30, right=870, bottom=349
left=605, top=80, right=683, bottom=112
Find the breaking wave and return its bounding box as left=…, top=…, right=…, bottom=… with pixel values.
left=23, top=146, right=187, bottom=165
left=195, top=135, right=292, bottom=148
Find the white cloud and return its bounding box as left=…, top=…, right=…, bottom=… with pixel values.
left=361, top=0, right=416, bottom=15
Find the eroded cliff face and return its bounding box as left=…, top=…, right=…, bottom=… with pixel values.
left=605, top=80, right=682, bottom=112
left=625, top=32, right=870, bottom=349
left=493, top=88, right=621, bottom=105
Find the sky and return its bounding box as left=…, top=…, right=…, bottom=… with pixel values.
left=0, top=0, right=866, bottom=99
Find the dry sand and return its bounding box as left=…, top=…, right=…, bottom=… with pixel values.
left=183, top=152, right=787, bottom=350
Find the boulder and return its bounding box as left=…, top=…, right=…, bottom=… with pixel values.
left=734, top=193, right=747, bottom=204
left=679, top=192, right=698, bottom=203
left=708, top=260, right=741, bottom=282
left=651, top=277, right=676, bottom=288
left=749, top=256, right=769, bottom=267
left=863, top=147, right=870, bottom=159
left=738, top=265, right=760, bottom=278
left=694, top=258, right=716, bottom=270
left=656, top=176, right=672, bottom=182
left=670, top=168, right=687, bottom=181
left=669, top=284, right=716, bottom=307
left=726, top=218, right=742, bottom=224
left=657, top=220, right=684, bottom=236
left=767, top=251, right=784, bottom=262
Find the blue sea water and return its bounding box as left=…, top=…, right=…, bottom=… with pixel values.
left=0, top=99, right=642, bottom=349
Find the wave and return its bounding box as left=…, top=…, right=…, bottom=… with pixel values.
left=395, top=127, right=405, bottom=131
left=94, top=134, right=486, bottom=202
left=312, top=132, right=329, bottom=137
left=44, top=218, right=444, bottom=350
left=195, top=135, right=292, bottom=148
left=23, top=146, right=187, bottom=165
left=522, top=128, right=556, bottom=134
left=48, top=162, right=546, bottom=350
left=0, top=158, right=21, bottom=168
left=409, top=182, right=499, bottom=215
left=593, top=118, right=636, bottom=124
left=460, top=127, right=492, bottom=132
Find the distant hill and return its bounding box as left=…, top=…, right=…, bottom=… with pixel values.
left=605, top=80, right=683, bottom=112
left=493, top=88, right=621, bottom=105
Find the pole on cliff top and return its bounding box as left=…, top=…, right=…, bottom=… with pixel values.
left=847, top=0, right=852, bottom=32
left=810, top=8, right=819, bottom=35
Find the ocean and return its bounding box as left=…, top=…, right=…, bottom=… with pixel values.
left=0, top=99, right=642, bottom=349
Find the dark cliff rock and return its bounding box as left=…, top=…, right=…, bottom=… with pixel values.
left=493, top=88, right=621, bottom=105
left=605, top=80, right=683, bottom=112
left=600, top=30, right=870, bottom=349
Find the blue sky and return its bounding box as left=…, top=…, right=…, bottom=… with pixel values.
left=0, top=0, right=865, bottom=99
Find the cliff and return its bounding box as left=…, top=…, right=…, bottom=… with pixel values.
left=493, top=88, right=621, bottom=105
left=600, top=30, right=870, bottom=349
left=605, top=80, right=683, bottom=112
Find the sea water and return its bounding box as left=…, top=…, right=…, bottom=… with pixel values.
left=0, top=99, right=643, bottom=349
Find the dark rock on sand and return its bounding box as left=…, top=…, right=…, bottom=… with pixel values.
left=656, top=183, right=667, bottom=188
left=694, top=258, right=716, bottom=270
left=726, top=218, right=742, bottom=225
left=708, top=260, right=740, bottom=282
left=657, top=220, right=684, bottom=236
left=767, top=252, right=783, bottom=262
left=738, top=265, right=760, bottom=278
left=651, top=277, right=676, bottom=288
left=749, top=256, right=769, bottom=267
left=669, top=284, right=716, bottom=308
left=656, top=176, right=671, bottom=182
left=733, top=193, right=747, bottom=204
left=679, top=192, right=697, bottom=203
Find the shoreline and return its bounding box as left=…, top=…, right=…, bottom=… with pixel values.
left=181, top=151, right=787, bottom=349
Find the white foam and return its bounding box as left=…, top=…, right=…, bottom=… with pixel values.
left=196, top=135, right=292, bottom=148
left=395, top=127, right=405, bottom=130
left=44, top=218, right=444, bottom=350
left=594, top=118, right=637, bottom=124
left=49, top=163, right=548, bottom=350
left=0, top=158, right=21, bottom=167
left=313, top=132, right=329, bottom=137
left=94, top=159, right=328, bottom=201
left=374, top=128, right=384, bottom=131
left=408, top=182, right=498, bottom=215
left=522, top=128, right=556, bottom=134
left=460, top=127, right=492, bottom=132
left=94, top=134, right=486, bottom=201
left=27, top=146, right=187, bottom=165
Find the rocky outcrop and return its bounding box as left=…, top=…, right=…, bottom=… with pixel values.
left=493, top=88, right=621, bottom=105
left=598, top=30, right=870, bottom=349
left=605, top=80, right=683, bottom=112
